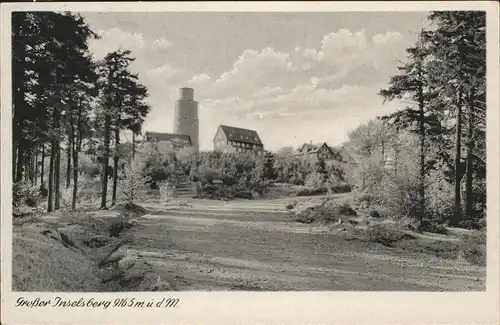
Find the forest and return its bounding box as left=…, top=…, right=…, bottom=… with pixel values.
left=12, top=11, right=486, bottom=232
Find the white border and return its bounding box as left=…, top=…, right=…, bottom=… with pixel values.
left=1, top=2, right=499, bottom=324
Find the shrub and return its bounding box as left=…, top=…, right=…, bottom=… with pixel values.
left=220, top=174, right=238, bottom=186
left=60, top=187, right=74, bottom=210
left=198, top=166, right=220, bottom=184
left=411, top=234, right=485, bottom=266
left=329, top=184, right=352, bottom=193
left=159, top=182, right=175, bottom=203
left=13, top=181, right=40, bottom=208
left=296, top=186, right=328, bottom=197
left=457, top=218, right=485, bottom=230
left=419, top=219, right=448, bottom=234
left=120, top=160, right=150, bottom=204
left=294, top=206, right=337, bottom=224
left=366, top=224, right=416, bottom=247
left=231, top=184, right=253, bottom=199
left=108, top=220, right=133, bottom=237
left=294, top=201, right=357, bottom=224
left=79, top=155, right=101, bottom=179
left=338, top=202, right=357, bottom=216
left=427, top=173, right=455, bottom=223
left=305, top=172, right=324, bottom=188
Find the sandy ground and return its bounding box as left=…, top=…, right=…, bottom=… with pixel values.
left=114, top=197, right=487, bottom=291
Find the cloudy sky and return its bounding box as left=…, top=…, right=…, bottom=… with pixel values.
left=83, top=11, right=429, bottom=151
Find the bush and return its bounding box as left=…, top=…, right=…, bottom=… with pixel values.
left=419, top=219, right=448, bottom=234
left=198, top=166, right=220, bottom=184
left=196, top=182, right=254, bottom=200
left=159, top=182, right=175, bottom=203
left=338, top=202, right=357, bottom=216
left=296, top=186, right=328, bottom=197
left=108, top=220, right=133, bottom=237
left=329, top=184, right=352, bottom=193
left=13, top=181, right=40, bottom=209
left=325, top=174, right=351, bottom=193
left=305, top=172, right=324, bottom=188
left=231, top=184, right=254, bottom=199
left=60, top=187, right=74, bottom=210
left=119, top=160, right=150, bottom=204
left=366, top=224, right=416, bottom=247
left=294, top=201, right=357, bottom=224
left=220, top=174, right=238, bottom=186
left=411, top=233, right=485, bottom=266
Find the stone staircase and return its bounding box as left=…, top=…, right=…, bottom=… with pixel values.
left=173, top=170, right=195, bottom=198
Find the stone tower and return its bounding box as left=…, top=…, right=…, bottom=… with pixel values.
left=173, top=87, right=199, bottom=152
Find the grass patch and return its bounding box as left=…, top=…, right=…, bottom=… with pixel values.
left=13, top=230, right=101, bottom=291
left=294, top=201, right=357, bottom=224
left=12, top=202, right=150, bottom=292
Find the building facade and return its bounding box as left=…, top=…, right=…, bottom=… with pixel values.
left=213, top=125, right=264, bottom=154
left=173, top=87, right=199, bottom=152
left=144, top=132, right=192, bottom=152
left=296, top=142, right=334, bottom=160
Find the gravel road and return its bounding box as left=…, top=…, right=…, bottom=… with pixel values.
left=127, top=197, right=485, bottom=291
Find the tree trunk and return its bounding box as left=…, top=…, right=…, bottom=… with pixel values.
left=132, top=132, right=136, bottom=159
left=54, top=138, right=61, bottom=210
left=417, top=70, right=425, bottom=229
left=34, top=150, right=38, bottom=186
left=465, top=93, right=475, bottom=219
left=381, top=141, right=385, bottom=166
left=71, top=102, right=84, bottom=211
left=29, top=154, right=35, bottom=184
left=13, top=143, right=18, bottom=182
left=40, top=145, right=45, bottom=189
left=54, top=98, right=61, bottom=210
left=452, top=88, right=463, bottom=226
left=20, top=152, right=28, bottom=181
left=112, top=124, right=120, bottom=206
left=48, top=139, right=55, bottom=212
left=100, top=114, right=111, bottom=209
left=16, top=143, right=24, bottom=182
left=66, top=142, right=72, bottom=188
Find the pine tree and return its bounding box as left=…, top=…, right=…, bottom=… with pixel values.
left=425, top=11, right=486, bottom=225
left=379, top=32, right=434, bottom=229
left=97, top=50, right=150, bottom=208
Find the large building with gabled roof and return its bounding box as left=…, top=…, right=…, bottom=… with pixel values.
left=144, top=131, right=192, bottom=151
left=296, top=142, right=335, bottom=160
left=213, top=125, right=264, bottom=154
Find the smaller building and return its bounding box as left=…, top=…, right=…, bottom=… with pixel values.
left=296, top=142, right=334, bottom=160
left=213, top=125, right=264, bottom=154
left=144, top=132, right=192, bottom=152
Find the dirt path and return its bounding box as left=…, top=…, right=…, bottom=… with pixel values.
left=123, top=197, right=485, bottom=291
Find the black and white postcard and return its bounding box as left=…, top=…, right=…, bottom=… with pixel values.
left=1, top=1, right=499, bottom=324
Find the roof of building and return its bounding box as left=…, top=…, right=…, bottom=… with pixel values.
left=297, top=142, right=333, bottom=155
left=216, top=125, right=263, bottom=145
left=145, top=132, right=192, bottom=145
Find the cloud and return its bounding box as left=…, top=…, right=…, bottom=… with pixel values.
left=151, top=37, right=174, bottom=50
left=146, top=64, right=181, bottom=80
left=89, top=27, right=174, bottom=60
left=142, top=28, right=410, bottom=150
left=89, top=27, right=145, bottom=59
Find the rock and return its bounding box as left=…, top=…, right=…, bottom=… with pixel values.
left=150, top=281, right=173, bottom=291
left=369, top=210, right=381, bottom=218
left=118, top=255, right=139, bottom=270
left=86, top=235, right=110, bottom=248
